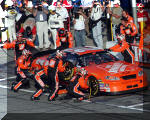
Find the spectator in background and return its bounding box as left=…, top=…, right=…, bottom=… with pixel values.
left=19, top=17, right=36, bottom=42
left=90, top=0, right=104, bottom=49
left=56, top=1, right=69, bottom=30
left=73, top=7, right=87, bottom=47
left=33, top=4, right=50, bottom=49
left=107, top=0, right=123, bottom=41
left=5, top=4, right=17, bottom=42
left=48, top=5, right=64, bottom=49
left=72, top=0, right=81, bottom=12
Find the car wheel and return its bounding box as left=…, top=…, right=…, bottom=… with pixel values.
left=62, top=61, right=74, bottom=81
left=88, top=76, right=99, bottom=96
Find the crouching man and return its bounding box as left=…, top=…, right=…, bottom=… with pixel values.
left=67, top=67, right=88, bottom=102
left=11, top=49, right=32, bottom=92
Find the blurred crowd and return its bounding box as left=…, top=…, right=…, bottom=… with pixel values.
left=0, top=0, right=150, bottom=50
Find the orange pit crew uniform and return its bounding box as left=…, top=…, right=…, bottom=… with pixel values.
left=56, top=31, right=73, bottom=50
left=47, top=56, right=66, bottom=101
left=2, top=38, right=35, bottom=60
left=110, top=37, right=135, bottom=64
left=31, top=60, right=50, bottom=100
left=126, top=14, right=134, bottom=24
left=11, top=54, right=32, bottom=92
left=67, top=68, right=87, bottom=101
left=120, top=22, right=138, bottom=44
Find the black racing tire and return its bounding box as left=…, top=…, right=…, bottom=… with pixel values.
left=59, top=61, right=74, bottom=81
left=88, top=76, right=99, bottom=96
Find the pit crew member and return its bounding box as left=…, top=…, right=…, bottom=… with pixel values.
left=122, top=10, right=134, bottom=24
left=11, top=49, right=32, bottom=92
left=120, top=17, right=138, bottom=44
left=31, top=59, right=50, bottom=100
left=107, top=34, right=135, bottom=64
left=1, top=33, right=35, bottom=60
left=67, top=67, right=87, bottom=101
left=47, top=50, right=66, bottom=101
left=56, top=28, right=73, bottom=50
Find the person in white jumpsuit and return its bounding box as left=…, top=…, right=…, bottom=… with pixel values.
left=0, top=0, right=6, bottom=43
left=48, top=6, right=64, bottom=49
left=5, top=6, right=17, bottom=42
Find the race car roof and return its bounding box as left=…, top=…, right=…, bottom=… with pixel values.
left=63, top=46, right=104, bottom=55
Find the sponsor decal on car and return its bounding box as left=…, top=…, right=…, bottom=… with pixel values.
left=108, top=63, right=123, bottom=73
left=99, top=82, right=105, bottom=91
left=120, top=65, right=128, bottom=72
left=105, top=65, right=112, bottom=68
left=105, top=87, right=110, bottom=92
left=99, top=82, right=104, bottom=87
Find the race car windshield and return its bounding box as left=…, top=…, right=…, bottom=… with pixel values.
left=78, top=52, right=118, bottom=66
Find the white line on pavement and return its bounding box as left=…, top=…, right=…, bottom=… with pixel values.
left=107, top=103, right=150, bottom=112
left=127, top=103, right=150, bottom=108
left=0, top=76, right=16, bottom=82
left=0, top=84, right=149, bottom=112
left=0, top=85, right=8, bottom=89
left=0, top=84, right=50, bottom=95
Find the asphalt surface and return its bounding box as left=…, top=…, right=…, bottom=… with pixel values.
left=0, top=35, right=150, bottom=119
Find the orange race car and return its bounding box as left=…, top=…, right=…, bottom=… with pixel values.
left=29, top=47, right=148, bottom=96
left=61, top=46, right=148, bottom=95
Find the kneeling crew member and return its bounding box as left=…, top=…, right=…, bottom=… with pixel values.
left=107, top=34, right=135, bottom=64
left=67, top=67, right=87, bottom=101
left=11, top=49, right=32, bottom=92
left=56, top=28, right=73, bottom=50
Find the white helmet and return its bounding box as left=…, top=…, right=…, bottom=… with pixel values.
left=27, top=1, right=33, bottom=8
left=0, top=0, right=3, bottom=4
left=22, top=49, right=32, bottom=56
left=80, top=68, right=87, bottom=75
left=5, top=0, right=13, bottom=7
left=113, top=0, right=120, bottom=5
left=117, top=34, right=125, bottom=41
left=56, top=50, right=63, bottom=57
left=48, top=5, right=56, bottom=11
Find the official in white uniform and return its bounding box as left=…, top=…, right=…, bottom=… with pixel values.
left=5, top=6, right=17, bottom=42
left=48, top=6, right=64, bottom=49
left=90, top=1, right=104, bottom=49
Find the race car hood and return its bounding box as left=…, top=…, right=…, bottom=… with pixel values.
left=84, top=61, right=141, bottom=76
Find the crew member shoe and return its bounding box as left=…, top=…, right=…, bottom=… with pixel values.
left=31, top=96, right=40, bottom=101
left=11, top=82, right=18, bottom=92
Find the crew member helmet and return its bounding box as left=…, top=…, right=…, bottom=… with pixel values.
left=56, top=50, right=63, bottom=57
left=58, top=28, right=66, bottom=37
left=117, top=34, right=125, bottom=41
left=22, top=49, right=32, bottom=56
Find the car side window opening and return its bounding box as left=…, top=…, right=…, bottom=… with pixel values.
left=78, top=52, right=118, bottom=66
left=98, top=52, right=118, bottom=63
